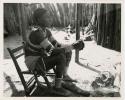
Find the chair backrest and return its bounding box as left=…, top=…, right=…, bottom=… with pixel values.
left=7, top=45, right=30, bottom=95
left=7, top=43, right=56, bottom=95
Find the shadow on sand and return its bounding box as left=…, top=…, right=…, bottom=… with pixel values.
left=4, top=72, right=91, bottom=97
left=4, top=73, right=25, bottom=96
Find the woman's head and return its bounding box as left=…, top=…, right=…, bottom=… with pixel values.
left=33, top=8, right=52, bottom=27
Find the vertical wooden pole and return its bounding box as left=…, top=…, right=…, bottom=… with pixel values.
left=97, top=4, right=104, bottom=45
left=75, top=3, right=81, bottom=62
left=17, top=4, right=22, bottom=36
left=17, top=3, right=27, bottom=42
left=21, top=4, right=27, bottom=42
left=81, top=4, right=83, bottom=29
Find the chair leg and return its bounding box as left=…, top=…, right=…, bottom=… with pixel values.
left=34, top=72, right=41, bottom=86
left=25, top=90, right=30, bottom=96
left=43, top=76, right=51, bottom=88
left=34, top=75, right=41, bottom=86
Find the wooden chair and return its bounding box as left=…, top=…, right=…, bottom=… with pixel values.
left=7, top=45, right=55, bottom=96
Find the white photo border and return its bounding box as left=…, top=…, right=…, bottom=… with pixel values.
left=0, top=0, right=124, bottom=100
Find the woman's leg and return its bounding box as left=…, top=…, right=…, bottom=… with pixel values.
left=43, top=53, right=70, bottom=91
left=43, top=53, right=66, bottom=78
left=63, top=51, right=72, bottom=76
left=63, top=51, right=77, bottom=82
left=36, top=52, right=73, bottom=95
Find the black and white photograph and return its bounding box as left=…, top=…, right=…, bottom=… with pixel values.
left=3, top=3, right=122, bottom=97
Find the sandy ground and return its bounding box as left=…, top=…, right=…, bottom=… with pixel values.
left=3, top=30, right=121, bottom=97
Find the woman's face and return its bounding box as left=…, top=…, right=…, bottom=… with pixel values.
left=37, top=11, right=52, bottom=27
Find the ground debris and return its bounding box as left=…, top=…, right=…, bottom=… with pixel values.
left=91, top=71, right=120, bottom=97
left=91, top=71, right=115, bottom=89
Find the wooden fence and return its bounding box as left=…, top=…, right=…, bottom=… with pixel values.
left=4, top=3, right=121, bottom=51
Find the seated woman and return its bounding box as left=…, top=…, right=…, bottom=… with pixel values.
left=25, top=8, right=84, bottom=94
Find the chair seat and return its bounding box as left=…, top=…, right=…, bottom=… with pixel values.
left=22, top=70, right=55, bottom=76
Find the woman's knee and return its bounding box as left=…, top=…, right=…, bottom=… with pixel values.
left=57, top=53, right=66, bottom=64
left=66, top=51, right=72, bottom=57
left=65, top=51, right=72, bottom=62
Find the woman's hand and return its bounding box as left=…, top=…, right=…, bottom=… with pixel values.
left=72, top=39, right=85, bottom=50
